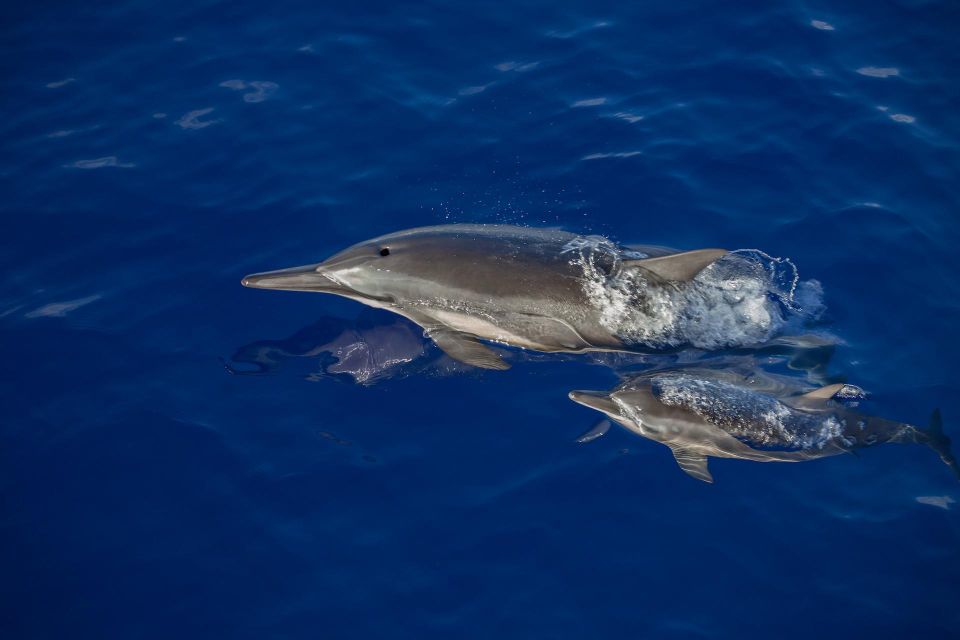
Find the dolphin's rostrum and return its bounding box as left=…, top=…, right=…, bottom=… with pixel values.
left=242, top=225, right=737, bottom=369
left=569, top=367, right=958, bottom=483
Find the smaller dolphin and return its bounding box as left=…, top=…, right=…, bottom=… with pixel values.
left=569, top=368, right=958, bottom=483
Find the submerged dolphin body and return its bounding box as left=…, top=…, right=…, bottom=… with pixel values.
left=570, top=367, right=958, bottom=483
left=242, top=225, right=736, bottom=369
left=225, top=313, right=435, bottom=384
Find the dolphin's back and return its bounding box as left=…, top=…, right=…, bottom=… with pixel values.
left=648, top=373, right=846, bottom=451
left=377, top=225, right=587, bottom=298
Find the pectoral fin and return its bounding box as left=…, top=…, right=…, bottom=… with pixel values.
left=427, top=329, right=510, bottom=370
left=575, top=419, right=611, bottom=444
left=622, top=249, right=727, bottom=282
left=670, top=446, right=714, bottom=483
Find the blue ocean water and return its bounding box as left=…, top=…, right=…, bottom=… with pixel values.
left=2, top=1, right=959, bottom=637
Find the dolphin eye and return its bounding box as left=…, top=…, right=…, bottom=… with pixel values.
left=379, top=247, right=390, bottom=256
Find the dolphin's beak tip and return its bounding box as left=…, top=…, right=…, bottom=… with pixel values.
left=238, top=265, right=331, bottom=292
left=569, top=390, right=605, bottom=406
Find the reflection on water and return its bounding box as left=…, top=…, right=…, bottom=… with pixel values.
left=856, top=67, right=900, bottom=78
left=495, top=61, right=540, bottom=72
left=47, top=125, right=100, bottom=139
left=571, top=97, right=607, bottom=108
left=24, top=294, right=101, bottom=319
left=219, top=79, right=279, bottom=103
left=458, top=84, right=491, bottom=96
left=916, top=496, right=955, bottom=510
left=581, top=151, right=642, bottom=160
left=45, top=78, right=75, bottom=89
left=889, top=113, right=916, bottom=123
left=546, top=20, right=611, bottom=39
left=608, top=111, right=644, bottom=123
left=67, top=157, right=135, bottom=169
left=175, top=108, right=218, bottom=129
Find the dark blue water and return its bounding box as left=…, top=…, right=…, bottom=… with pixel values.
left=3, top=1, right=959, bottom=637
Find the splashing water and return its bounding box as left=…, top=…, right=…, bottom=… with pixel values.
left=651, top=373, right=844, bottom=450
left=562, top=237, right=824, bottom=349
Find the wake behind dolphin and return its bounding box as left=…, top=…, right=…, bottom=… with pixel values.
left=242, top=225, right=821, bottom=369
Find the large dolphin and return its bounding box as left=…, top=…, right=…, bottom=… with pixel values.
left=569, top=367, right=958, bottom=483
left=242, top=225, right=729, bottom=369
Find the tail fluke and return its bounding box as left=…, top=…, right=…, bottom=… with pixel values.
left=926, top=409, right=960, bottom=481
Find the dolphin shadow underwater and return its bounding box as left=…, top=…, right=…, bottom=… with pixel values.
left=225, top=310, right=465, bottom=385
left=569, top=364, right=958, bottom=483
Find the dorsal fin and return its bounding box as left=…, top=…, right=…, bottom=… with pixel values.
left=622, top=249, right=727, bottom=282
left=671, top=446, right=714, bottom=483
left=800, top=383, right=847, bottom=400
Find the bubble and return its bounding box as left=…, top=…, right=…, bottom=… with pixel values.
left=562, top=239, right=823, bottom=350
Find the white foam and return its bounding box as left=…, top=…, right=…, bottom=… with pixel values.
left=563, top=238, right=823, bottom=350
left=652, top=374, right=843, bottom=449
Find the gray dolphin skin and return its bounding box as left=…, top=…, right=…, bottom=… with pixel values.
left=242, top=225, right=727, bottom=370
left=569, top=367, right=958, bottom=483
